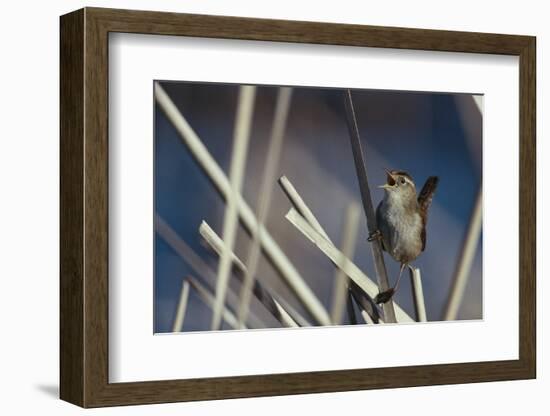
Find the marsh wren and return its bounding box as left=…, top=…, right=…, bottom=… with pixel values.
left=372, top=170, right=439, bottom=304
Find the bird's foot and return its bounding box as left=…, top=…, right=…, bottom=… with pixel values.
left=367, top=229, right=382, bottom=242
left=374, top=288, right=395, bottom=304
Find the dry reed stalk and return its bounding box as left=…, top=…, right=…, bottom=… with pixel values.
left=408, top=266, right=427, bottom=322
left=154, top=82, right=331, bottom=326
left=172, top=280, right=190, bottom=332
left=238, top=87, right=293, bottom=328
left=278, top=176, right=379, bottom=323
left=155, top=214, right=266, bottom=329
left=187, top=276, right=245, bottom=330
left=286, top=208, right=414, bottom=322
left=200, top=221, right=302, bottom=328
left=211, top=85, right=256, bottom=330
left=361, top=310, right=375, bottom=325
left=271, top=294, right=312, bottom=327
left=443, top=188, right=483, bottom=320
left=343, top=90, right=397, bottom=323
left=348, top=280, right=383, bottom=324
left=330, top=202, right=361, bottom=324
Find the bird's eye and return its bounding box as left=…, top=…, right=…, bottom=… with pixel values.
left=400, top=178, right=406, bottom=185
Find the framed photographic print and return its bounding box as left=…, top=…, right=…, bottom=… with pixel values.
left=60, top=7, right=536, bottom=408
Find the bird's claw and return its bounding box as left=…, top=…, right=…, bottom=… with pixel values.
left=368, top=230, right=382, bottom=242
left=374, top=288, right=395, bottom=304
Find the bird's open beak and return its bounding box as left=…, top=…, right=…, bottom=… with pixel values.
left=378, top=169, right=397, bottom=189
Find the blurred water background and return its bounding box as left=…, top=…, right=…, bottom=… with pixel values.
left=154, top=81, right=482, bottom=333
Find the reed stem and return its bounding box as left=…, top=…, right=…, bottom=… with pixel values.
left=343, top=89, right=397, bottom=323
left=154, top=82, right=331, bottom=326
left=443, top=188, right=483, bottom=320
left=171, top=280, right=190, bottom=332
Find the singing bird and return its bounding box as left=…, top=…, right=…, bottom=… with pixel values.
left=372, top=170, right=439, bottom=304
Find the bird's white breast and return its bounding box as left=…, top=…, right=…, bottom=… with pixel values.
left=380, top=195, right=423, bottom=263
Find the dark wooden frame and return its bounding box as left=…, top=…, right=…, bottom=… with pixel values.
left=60, top=7, right=536, bottom=408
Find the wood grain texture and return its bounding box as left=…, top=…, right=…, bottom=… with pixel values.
left=518, top=38, right=536, bottom=376
left=59, top=7, right=537, bottom=408
left=59, top=8, right=84, bottom=406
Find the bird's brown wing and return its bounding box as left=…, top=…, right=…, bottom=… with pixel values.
left=417, top=176, right=439, bottom=251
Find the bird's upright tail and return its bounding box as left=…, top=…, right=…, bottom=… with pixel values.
left=418, top=176, right=439, bottom=215
left=418, top=176, right=439, bottom=251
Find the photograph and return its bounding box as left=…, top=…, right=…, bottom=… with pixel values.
left=153, top=80, right=483, bottom=333
left=54, top=5, right=538, bottom=409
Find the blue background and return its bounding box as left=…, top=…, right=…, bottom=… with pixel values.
left=154, top=82, right=482, bottom=333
